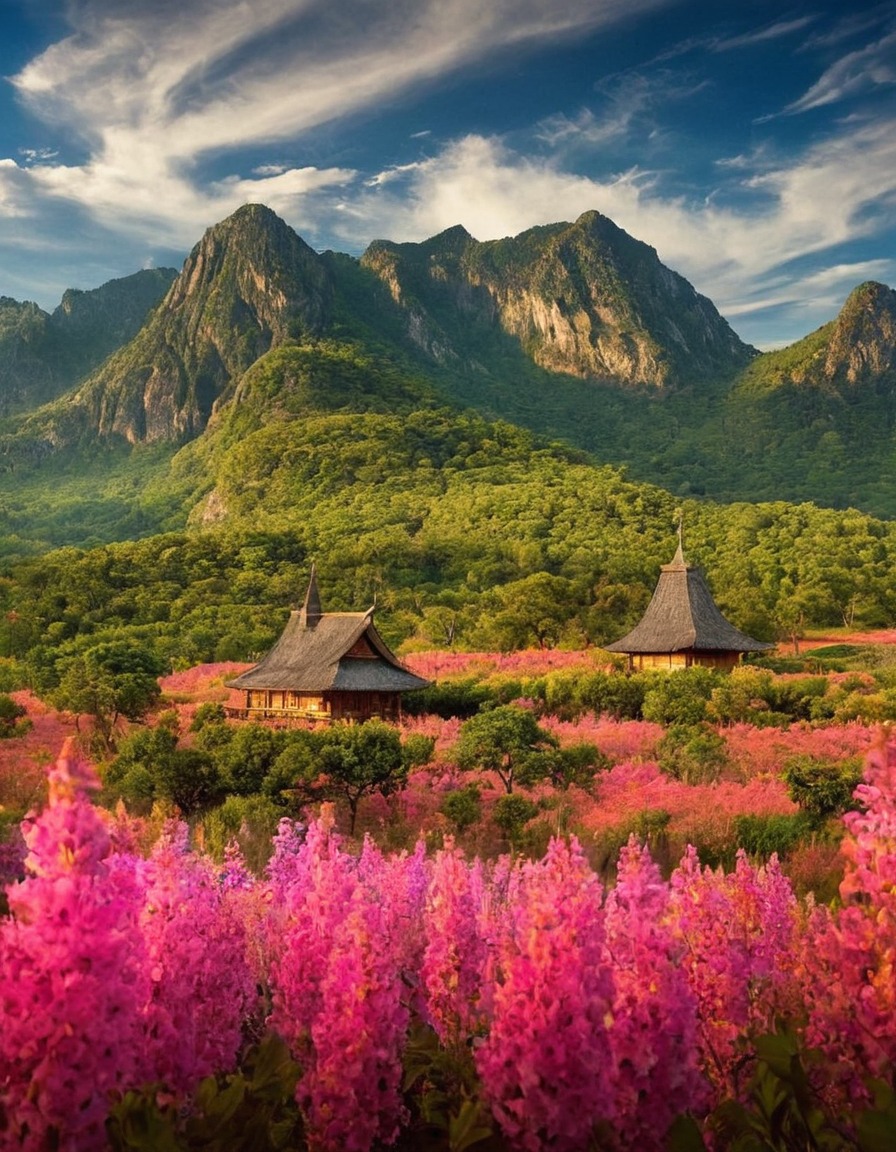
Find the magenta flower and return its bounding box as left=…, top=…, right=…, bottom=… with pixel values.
left=0, top=740, right=149, bottom=1152
left=475, top=836, right=615, bottom=1151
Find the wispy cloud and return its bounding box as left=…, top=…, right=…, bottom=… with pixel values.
left=711, top=17, right=815, bottom=51
left=6, top=0, right=664, bottom=246
left=784, top=28, right=896, bottom=112
left=1, top=0, right=895, bottom=349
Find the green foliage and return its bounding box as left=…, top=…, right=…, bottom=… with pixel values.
left=106, top=1032, right=303, bottom=1152
left=543, top=741, right=611, bottom=790
left=0, top=692, right=30, bottom=738
left=732, top=814, right=811, bottom=861
left=403, top=733, right=437, bottom=770
left=454, top=705, right=557, bottom=794
left=782, top=755, right=864, bottom=826
left=402, top=1019, right=493, bottom=1152
left=403, top=679, right=499, bottom=720
left=591, top=809, right=672, bottom=877
left=308, top=720, right=409, bottom=834
left=217, top=725, right=287, bottom=797
left=702, top=1025, right=896, bottom=1152
left=46, top=640, right=165, bottom=751
left=642, top=669, right=721, bottom=727
left=656, top=724, right=729, bottom=784
left=492, top=794, right=539, bottom=844
left=262, top=733, right=318, bottom=807
left=191, top=701, right=227, bottom=730
left=201, top=794, right=284, bottom=873
left=441, top=785, right=483, bottom=832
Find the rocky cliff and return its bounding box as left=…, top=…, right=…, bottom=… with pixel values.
left=361, top=211, right=755, bottom=388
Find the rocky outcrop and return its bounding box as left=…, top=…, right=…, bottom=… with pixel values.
left=823, top=282, right=896, bottom=386
left=361, top=212, right=755, bottom=388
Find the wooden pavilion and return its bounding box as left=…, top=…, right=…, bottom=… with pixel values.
left=226, top=568, right=430, bottom=723
left=605, top=537, right=774, bottom=671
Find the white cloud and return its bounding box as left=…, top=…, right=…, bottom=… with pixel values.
left=785, top=28, right=896, bottom=113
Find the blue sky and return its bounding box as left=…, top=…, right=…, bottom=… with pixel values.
left=1, top=0, right=894, bottom=349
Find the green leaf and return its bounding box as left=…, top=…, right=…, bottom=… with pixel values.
left=448, top=1098, right=493, bottom=1152
left=666, top=1113, right=709, bottom=1152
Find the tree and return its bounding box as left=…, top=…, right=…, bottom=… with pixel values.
left=454, top=705, right=557, bottom=794
left=310, top=720, right=409, bottom=835
left=542, top=741, right=610, bottom=791
left=217, top=724, right=286, bottom=797
left=49, top=641, right=165, bottom=751
left=493, top=793, right=539, bottom=846
left=441, top=784, right=482, bottom=832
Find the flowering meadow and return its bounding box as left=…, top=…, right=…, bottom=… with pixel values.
left=1, top=727, right=895, bottom=1150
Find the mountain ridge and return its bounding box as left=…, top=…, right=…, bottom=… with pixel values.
left=1, top=203, right=896, bottom=542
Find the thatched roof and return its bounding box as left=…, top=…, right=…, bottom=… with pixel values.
left=605, top=542, right=773, bottom=655
left=227, top=568, right=430, bottom=693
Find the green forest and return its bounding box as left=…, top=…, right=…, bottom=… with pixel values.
left=2, top=341, right=896, bottom=698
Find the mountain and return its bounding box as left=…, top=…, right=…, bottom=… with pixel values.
left=2, top=203, right=896, bottom=560
left=0, top=268, right=176, bottom=418
left=360, top=211, right=755, bottom=389
left=2, top=208, right=896, bottom=661
left=10, top=205, right=332, bottom=452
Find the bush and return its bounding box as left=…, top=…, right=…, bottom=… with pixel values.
left=732, top=813, right=810, bottom=861
left=201, top=794, right=284, bottom=873
left=156, top=748, right=225, bottom=815
left=402, top=677, right=494, bottom=719
left=0, top=693, right=30, bottom=738
left=641, top=667, right=720, bottom=726
left=190, top=702, right=227, bottom=731
left=656, top=724, right=728, bottom=784
left=591, top=809, right=671, bottom=877
left=441, top=784, right=482, bottom=832
left=783, top=754, right=864, bottom=826
left=543, top=741, right=611, bottom=790
left=493, top=794, right=539, bottom=844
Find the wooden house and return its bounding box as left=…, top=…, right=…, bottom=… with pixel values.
left=605, top=538, right=774, bottom=671
left=226, top=568, right=430, bottom=722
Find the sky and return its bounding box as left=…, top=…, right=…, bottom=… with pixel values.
left=1, top=0, right=895, bottom=350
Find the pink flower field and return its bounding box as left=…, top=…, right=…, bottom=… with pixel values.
left=1, top=733, right=894, bottom=1149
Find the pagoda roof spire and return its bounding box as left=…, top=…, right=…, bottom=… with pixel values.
left=301, top=563, right=322, bottom=626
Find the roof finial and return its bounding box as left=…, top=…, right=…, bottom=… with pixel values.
left=302, top=563, right=322, bottom=626
left=673, top=509, right=686, bottom=565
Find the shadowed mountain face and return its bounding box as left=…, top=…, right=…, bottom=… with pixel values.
left=360, top=211, right=756, bottom=389
left=74, top=203, right=335, bottom=445
left=0, top=268, right=176, bottom=418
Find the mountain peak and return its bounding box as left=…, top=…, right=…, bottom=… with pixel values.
left=41, top=204, right=334, bottom=446
left=825, top=280, right=896, bottom=385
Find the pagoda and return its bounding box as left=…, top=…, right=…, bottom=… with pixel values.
left=226, top=567, right=430, bottom=722
left=605, top=534, right=774, bottom=671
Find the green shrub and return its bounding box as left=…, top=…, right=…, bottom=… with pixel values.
left=441, top=784, right=482, bottom=832
left=493, top=794, right=539, bottom=844
left=783, top=754, right=864, bottom=826
left=641, top=668, right=720, bottom=727
left=732, top=812, right=810, bottom=861
left=190, top=701, right=227, bottom=731
left=656, top=724, right=728, bottom=784
left=0, top=693, right=30, bottom=738
left=201, top=794, right=284, bottom=874
left=402, top=677, right=494, bottom=719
